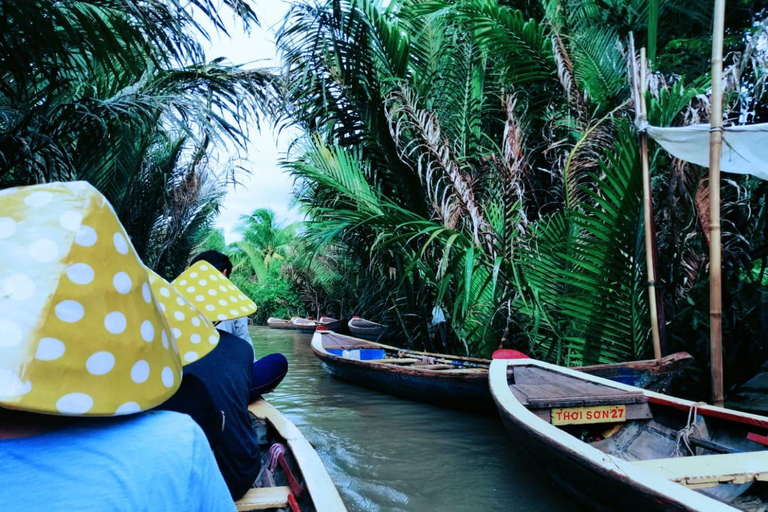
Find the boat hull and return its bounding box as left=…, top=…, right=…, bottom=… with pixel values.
left=312, top=337, right=493, bottom=412
left=494, top=400, right=702, bottom=512
left=579, top=352, right=693, bottom=391
left=489, top=360, right=750, bottom=512
left=267, top=318, right=293, bottom=329
left=292, top=318, right=318, bottom=333
left=347, top=318, right=385, bottom=341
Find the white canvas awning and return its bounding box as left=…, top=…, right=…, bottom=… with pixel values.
left=643, top=123, right=768, bottom=180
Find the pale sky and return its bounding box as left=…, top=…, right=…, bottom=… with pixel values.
left=200, top=1, right=304, bottom=242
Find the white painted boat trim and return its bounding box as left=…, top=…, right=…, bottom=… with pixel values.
left=247, top=399, right=347, bottom=512
left=311, top=332, right=330, bottom=355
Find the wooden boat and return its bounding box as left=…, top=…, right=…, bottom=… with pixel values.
left=489, top=358, right=768, bottom=512
left=347, top=316, right=385, bottom=341
left=235, top=399, right=347, bottom=512
left=311, top=328, right=492, bottom=411
left=291, top=317, right=319, bottom=333
left=312, top=329, right=693, bottom=412
left=574, top=352, right=693, bottom=392
left=267, top=317, right=293, bottom=330
left=318, top=317, right=351, bottom=335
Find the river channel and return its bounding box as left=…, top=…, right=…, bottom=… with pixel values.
left=250, top=327, right=574, bottom=512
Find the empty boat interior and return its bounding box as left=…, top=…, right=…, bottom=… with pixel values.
left=507, top=364, right=768, bottom=511
left=319, top=333, right=488, bottom=374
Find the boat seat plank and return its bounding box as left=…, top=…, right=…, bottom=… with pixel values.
left=631, top=451, right=768, bottom=488
left=235, top=486, right=290, bottom=511
left=511, top=367, right=646, bottom=409
left=370, top=358, right=420, bottom=365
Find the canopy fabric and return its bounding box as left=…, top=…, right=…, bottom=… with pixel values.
left=643, top=123, right=768, bottom=180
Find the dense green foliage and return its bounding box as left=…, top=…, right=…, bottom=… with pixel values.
left=196, top=210, right=307, bottom=323
left=274, top=0, right=768, bottom=395
left=0, top=0, right=270, bottom=277
left=4, top=0, right=768, bottom=397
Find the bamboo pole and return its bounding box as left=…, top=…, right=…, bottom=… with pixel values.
left=709, top=0, right=726, bottom=407
left=639, top=48, right=663, bottom=360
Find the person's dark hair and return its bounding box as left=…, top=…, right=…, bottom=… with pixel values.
left=190, top=250, right=233, bottom=276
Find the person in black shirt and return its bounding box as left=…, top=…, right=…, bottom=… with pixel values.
left=159, top=251, right=289, bottom=499
left=170, top=330, right=261, bottom=499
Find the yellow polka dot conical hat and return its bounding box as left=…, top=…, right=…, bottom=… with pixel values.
left=146, top=269, right=220, bottom=364
left=172, top=260, right=257, bottom=322
left=0, top=181, right=216, bottom=416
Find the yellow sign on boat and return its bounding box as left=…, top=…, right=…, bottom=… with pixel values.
left=551, top=405, right=627, bottom=426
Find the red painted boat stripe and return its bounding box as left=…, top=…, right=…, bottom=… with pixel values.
left=747, top=432, right=768, bottom=446
left=648, top=396, right=768, bottom=429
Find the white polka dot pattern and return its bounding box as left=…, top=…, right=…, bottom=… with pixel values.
left=0, top=182, right=182, bottom=416
left=2, top=274, right=36, bottom=301
left=172, top=260, right=257, bottom=322
left=146, top=269, right=219, bottom=365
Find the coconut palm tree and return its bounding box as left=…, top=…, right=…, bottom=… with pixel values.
left=0, top=0, right=272, bottom=276
left=229, top=208, right=298, bottom=281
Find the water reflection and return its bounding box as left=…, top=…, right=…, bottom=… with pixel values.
left=251, top=327, right=574, bottom=512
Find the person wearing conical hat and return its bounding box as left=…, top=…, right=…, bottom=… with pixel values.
left=184, top=250, right=288, bottom=398
left=168, top=253, right=287, bottom=499
left=189, top=250, right=255, bottom=350
left=0, top=182, right=235, bottom=512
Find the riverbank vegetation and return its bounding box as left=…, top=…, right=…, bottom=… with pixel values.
left=3, top=1, right=768, bottom=397
left=274, top=0, right=768, bottom=394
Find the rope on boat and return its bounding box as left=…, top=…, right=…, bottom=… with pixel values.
left=674, top=402, right=706, bottom=457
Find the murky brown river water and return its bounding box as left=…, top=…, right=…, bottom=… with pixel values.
left=251, top=326, right=574, bottom=512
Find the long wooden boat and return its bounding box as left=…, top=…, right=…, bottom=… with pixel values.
left=347, top=316, right=385, bottom=341
left=291, top=317, right=319, bottom=333
left=235, top=399, right=347, bottom=512
left=267, top=317, right=293, bottom=330
left=489, top=358, right=768, bottom=512
left=318, top=316, right=337, bottom=324
left=312, top=329, right=493, bottom=411
left=312, top=329, right=693, bottom=412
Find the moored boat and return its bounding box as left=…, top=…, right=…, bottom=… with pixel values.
left=489, top=358, right=768, bottom=512
left=575, top=352, right=693, bottom=391
left=236, top=399, right=347, bottom=512
left=312, top=329, right=493, bottom=411
left=292, top=317, right=319, bottom=333
left=318, top=317, right=351, bottom=335
left=312, top=329, right=693, bottom=412
left=347, top=316, right=385, bottom=341
left=267, top=317, right=293, bottom=330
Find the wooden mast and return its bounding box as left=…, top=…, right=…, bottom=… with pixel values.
left=709, top=0, right=726, bottom=407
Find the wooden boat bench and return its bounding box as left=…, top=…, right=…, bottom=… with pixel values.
left=631, top=451, right=768, bottom=489
left=509, top=366, right=652, bottom=423
left=235, top=486, right=290, bottom=511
